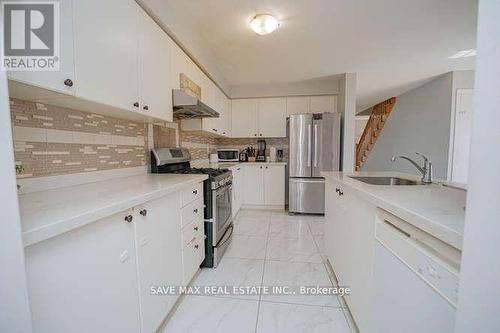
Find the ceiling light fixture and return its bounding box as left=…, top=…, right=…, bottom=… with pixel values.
left=250, top=14, right=279, bottom=35
left=448, top=49, right=477, bottom=59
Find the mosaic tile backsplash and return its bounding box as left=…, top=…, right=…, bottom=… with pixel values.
left=9, top=98, right=289, bottom=179
left=10, top=98, right=148, bottom=178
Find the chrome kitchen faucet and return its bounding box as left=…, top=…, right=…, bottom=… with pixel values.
left=391, top=152, right=433, bottom=184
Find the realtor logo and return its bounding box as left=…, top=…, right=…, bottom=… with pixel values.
left=2, top=1, right=60, bottom=71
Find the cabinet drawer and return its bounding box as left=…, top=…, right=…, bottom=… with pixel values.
left=182, top=218, right=204, bottom=249
left=182, top=235, right=204, bottom=284
left=181, top=198, right=203, bottom=228
left=181, top=183, right=203, bottom=207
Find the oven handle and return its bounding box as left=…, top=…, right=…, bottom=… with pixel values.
left=216, top=224, right=234, bottom=249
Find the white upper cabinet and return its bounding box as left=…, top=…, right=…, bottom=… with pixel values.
left=8, top=0, right=75, bottom=96
left=258, top=97, right=287, bottom=137
left=310, top=95, right=337, bottom=113
left=171, top=44, right=188, bottom=90
left=231, top=99, right=259, bottom=138
left=286, top=96, right=310, bottom=115
left=73, top=0, right=140, bottom=112
left=139, top=10, right=173, bottom=122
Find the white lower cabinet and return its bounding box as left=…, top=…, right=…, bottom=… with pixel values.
left=264, top=165, right=285, bottom=205
left=134, top=193, right=182, bottom=333
left=242, top=164, right=285, bottom=207
left=25, top=182, right=206, bottom=333
left=231, top=166, right=243, bottom=217
left=243, top=165, right=265, bottom=205
left=324, top=179, right=376, bottom=333
left=25, top=209, right=142, bottom=333
left=180, top=184, right=205, bottom=284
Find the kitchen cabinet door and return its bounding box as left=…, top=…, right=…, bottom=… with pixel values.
left=171, top=44, right=188, bottom=89
left=8, top=0, right=75, bottom=96
left=286, top=96, right=310, bottom=115
left=73, top=0, right=140, bottom=112
left=243, top=165, right=264, bottom=205
left=224, top=97, right=232, bottom=137
left=134, top=193, right=182, bottom=333
left=264, top=165, right=285, bottom=206
left=139, top=10, right=173, bottom=121
left=232, top=166, right=243, bottom=217
left=25, top=210, right=141, bottom=333
left=231, top=99, right=259, bottom=138
left=310, top=95, right=337, bottom=113
left=258, top=98, right=287, bottom=137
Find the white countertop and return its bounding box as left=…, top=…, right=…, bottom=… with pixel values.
left=19, top=173, right=208, bottom=247
left=322, top=171, right=466, bottom=250
left=193, top=161, right=287, bottom=170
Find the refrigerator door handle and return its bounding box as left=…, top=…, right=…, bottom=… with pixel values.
left=313, top=124, right=318, bottom=167
left=307, top=124, right=312, bottom=167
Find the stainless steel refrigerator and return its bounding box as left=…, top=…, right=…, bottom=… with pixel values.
left=288, top=113, right=341, bottom=214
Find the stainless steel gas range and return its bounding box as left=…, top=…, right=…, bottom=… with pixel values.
left=151, top=148, right=233, bottom=268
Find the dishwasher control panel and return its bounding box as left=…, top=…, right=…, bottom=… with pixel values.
left=375, top=209, right=461, bottom=307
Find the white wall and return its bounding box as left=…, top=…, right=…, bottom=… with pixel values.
left=362, top=71, right=474, bottom=180
left=229, top=76, right=340, bottom=99
left=455, top=1, right=500, bottom=332
left=0, top=71, right=33, bottom=331
left=338, top=73, right=357, bottom=171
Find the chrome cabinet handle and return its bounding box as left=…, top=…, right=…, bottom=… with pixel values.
left=139, top=209, right=147, bottom=216
left=64, top=79, right=73, bottom=87
left=124, top=215, right=133, bottom=223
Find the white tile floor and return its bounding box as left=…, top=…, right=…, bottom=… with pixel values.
left=164, top=209, right=353, bottom=333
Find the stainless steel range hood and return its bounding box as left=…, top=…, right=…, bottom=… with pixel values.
left=172, top=89, right=219, bottom=119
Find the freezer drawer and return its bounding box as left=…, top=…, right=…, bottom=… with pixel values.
left=289, top=178, right=325, bottom=214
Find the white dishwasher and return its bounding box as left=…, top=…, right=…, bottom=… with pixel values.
left=371, top=209, right=461, bottom=333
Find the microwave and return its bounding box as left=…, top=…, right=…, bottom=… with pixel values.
left=217, top=149, right=239, bottom=162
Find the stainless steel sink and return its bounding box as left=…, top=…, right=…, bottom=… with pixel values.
left=349, top=176, right=421, bottom=185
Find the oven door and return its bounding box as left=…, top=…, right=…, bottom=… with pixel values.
left=212, top=183, right=233, bottom=245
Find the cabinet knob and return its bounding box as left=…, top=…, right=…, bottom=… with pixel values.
left=335, top=188, right=340, bottom=193
left=265, top=166, right=268, bottom=169
left=124, top=215, right=133, bottom=223
left=193, top=189, right=198, bottom=195
left=254, top=134, right=257, bottom=136
left=139, top=209, right=147, bottom=216
left=223, top=132, right=226, bottom=135
left=143, top=105, right=149, bottom=111
left=194, top=244, right=199, bottom=249
left=260, top=166, right=263, bottom=169
left=194, top=226, right=199, bottom=231
left=194, top=208, right=198, bottom=213
left=133, top=102, right=139, bottom=108
left=338, top=190, right=344, bottom=196
left=260, top=134, right=262, bottom=136
left=63, top=79, right=73, bottom=87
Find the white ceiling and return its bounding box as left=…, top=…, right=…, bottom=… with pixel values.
left=141, top=0, right=477, bottom=110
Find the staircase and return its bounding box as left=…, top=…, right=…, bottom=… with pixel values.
left=355, top=97, right=397, bottom=171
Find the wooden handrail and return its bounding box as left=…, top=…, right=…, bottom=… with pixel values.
left=356, top=97, right=396, bottom=170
